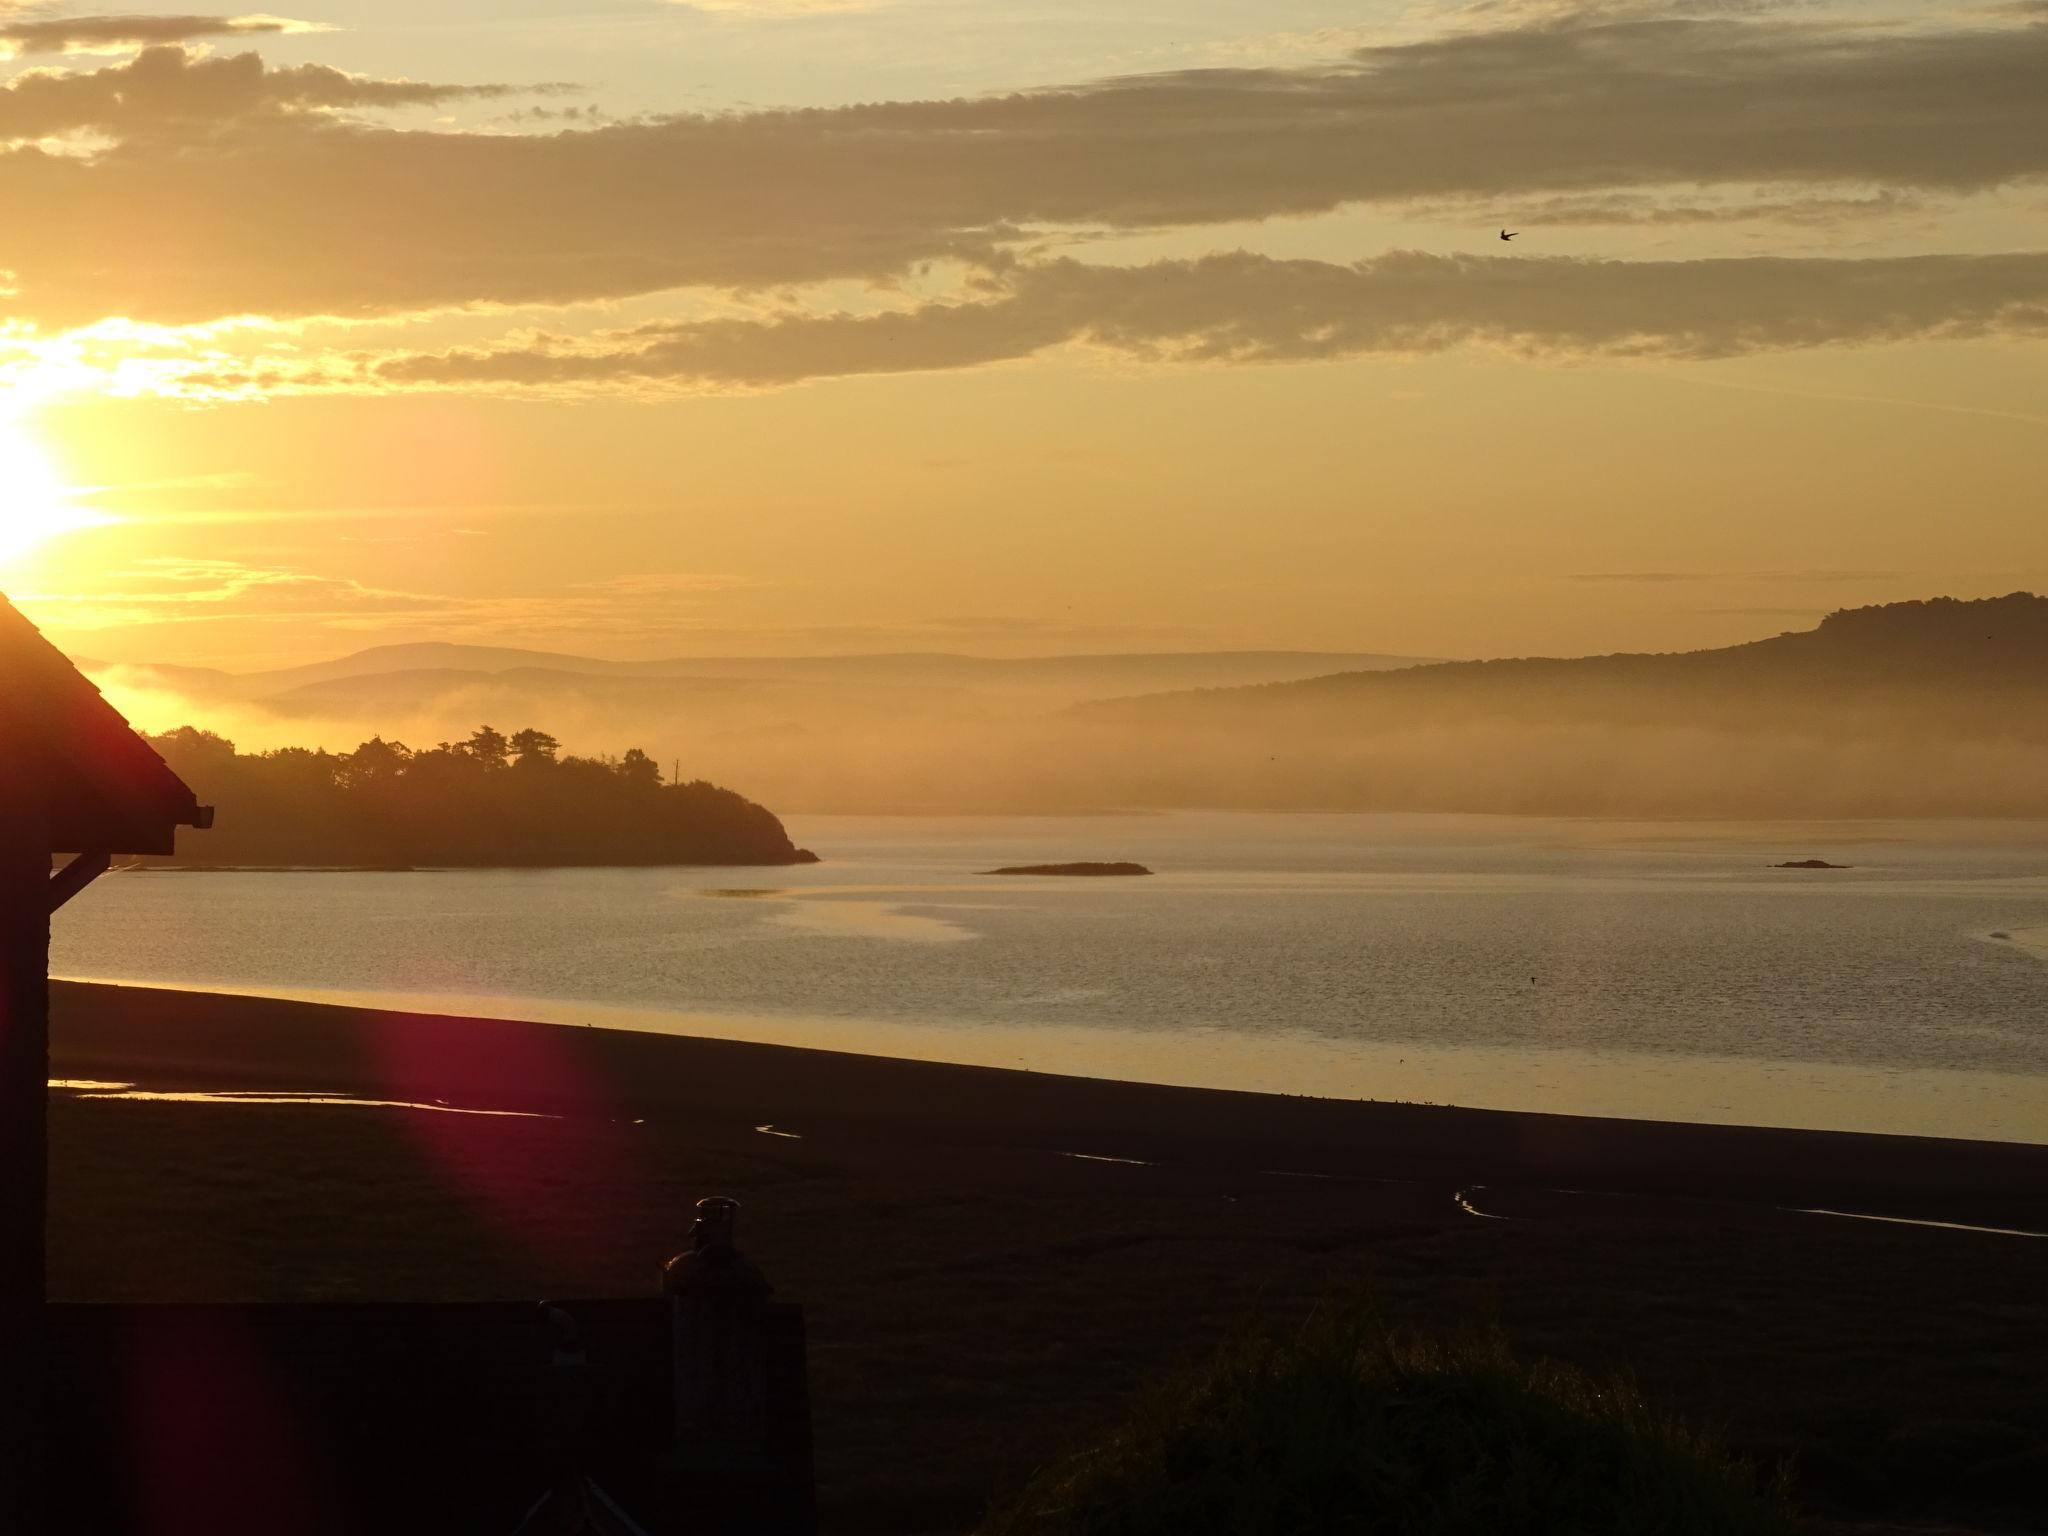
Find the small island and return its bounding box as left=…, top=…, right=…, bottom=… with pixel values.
left=983, top=862, right=1154, bottom=877
left=1774, top=859, right=1851, bottom=869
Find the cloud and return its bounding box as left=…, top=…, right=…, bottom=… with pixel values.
left=327, top=250, right=2048, bottom=394
left=0, top=44, right=556, bottom=143
left=0, top=13, right=321, bottom=60
left=15, top=556, right=754, bottom=639
left=1425, top=0, right=1828, bottom=28
left=1571, top=570, right=1908, bottom=583
left=16, top=556, right=442, bottom=617
left=3, top=8, right=2047, bottom=326
left=568, top=572, right=754, bottom=597
left=1407, top=188, right=1931, bottom=228
left=669, top=0, right=888, bottom=13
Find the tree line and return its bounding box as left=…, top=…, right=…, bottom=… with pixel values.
left=144, top=726, right=818, bottom=868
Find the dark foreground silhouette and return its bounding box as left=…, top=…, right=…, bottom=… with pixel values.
left=983, top=862, right=1154, bottom=877
left=46, top=982, right=2048, bottom=1535
left=145, top=726, right=817, bottom=868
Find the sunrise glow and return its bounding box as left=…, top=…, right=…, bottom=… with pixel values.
left=0, top=421, right=104, bottom=566
left=2, top=4, right=2045, bottom=1529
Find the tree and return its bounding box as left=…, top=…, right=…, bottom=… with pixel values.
left=149, top=726, right=238, bottom=776
left=261, top=746, right=341, bottom=796
left=463, top=725, right=511, bottom=771
left=339, top=736, right=412, bottom=791
left=615, top=747, right=662, bottom=788
left=510, top=728, right=560, bottom=768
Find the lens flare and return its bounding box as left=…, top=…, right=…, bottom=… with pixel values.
left=0, top=422, right=106, bottom=566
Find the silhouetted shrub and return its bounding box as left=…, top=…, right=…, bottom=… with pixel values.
left=980, top=1308, right=1793, bottom=1536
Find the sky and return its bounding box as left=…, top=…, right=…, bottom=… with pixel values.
left=0, top=0, right=2044, bottom=668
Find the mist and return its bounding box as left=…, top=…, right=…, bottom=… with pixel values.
left=88, top=648, right=2048, bottom=823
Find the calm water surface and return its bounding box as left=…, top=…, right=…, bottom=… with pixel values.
left=53, top=813, right=2048, bottom=1142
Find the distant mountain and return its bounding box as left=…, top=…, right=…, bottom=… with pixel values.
left=83, top=644, right=652, bottom=701
left=85, top=644, right=1432, bottom=704
left=1070, top=595, right=2048, bottom=817
left=74, top=658, right=250, bottom=700
left=248, top=643, right=634, bottom=695
left=600, top=650, right=1434, bottom=694
left=1087, top=594, right=2048, bottom=715
left=252, top=668, right=920, bottom=730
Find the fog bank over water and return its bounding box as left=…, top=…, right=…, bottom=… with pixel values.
left=84, top=595, right=2048, bottom=817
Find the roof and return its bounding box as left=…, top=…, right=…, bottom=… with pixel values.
left=0, top=593, right=211, bottom=856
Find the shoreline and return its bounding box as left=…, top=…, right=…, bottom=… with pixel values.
left=52, top=969, right=2048, bottom=1147
left=51, top=981, right=2048, bottom=1231
left=112, top=857, right=822, bottom=873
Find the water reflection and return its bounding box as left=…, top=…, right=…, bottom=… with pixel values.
left=1789, top=1207, right=2048, bottom=1239
left=53, top=1082, right=558, bottom=1119
left=49, top=814, right=2048, bottom=1141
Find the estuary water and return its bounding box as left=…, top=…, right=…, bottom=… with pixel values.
left=51, top=813, right=2048, bottom=1143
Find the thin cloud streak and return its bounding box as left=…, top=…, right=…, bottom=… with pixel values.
left=1403, top=188, right=1933, bottom=229
left=1569, top=571, right=1907, bottom=583
left=0, top=44, right=562, bottom=143
left=14, top=556, right=753, bottom=639
left=1653, top=369, right=2048, bottom=430
left=0, top=13, right=323, bottom=60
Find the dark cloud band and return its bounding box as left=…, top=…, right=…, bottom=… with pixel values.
left=1, top=10, right=2045, bottom=327
left=326, top=249, right=2048, bottom=391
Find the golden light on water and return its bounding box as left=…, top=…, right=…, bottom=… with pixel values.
left=0, top=420, right=108, bottom=567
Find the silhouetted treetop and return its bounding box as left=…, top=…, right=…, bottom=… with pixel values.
left=510, top=728, right=560, bottom=767
left=463, top=725, right=511, bottom=770
left=143, top=726, right=818, bottom=869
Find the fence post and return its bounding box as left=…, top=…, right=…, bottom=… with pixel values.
left=662, top=1198, right=814, bottom=1535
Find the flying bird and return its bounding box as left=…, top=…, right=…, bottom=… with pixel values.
left=1500, top=229, right=1517, bottom=241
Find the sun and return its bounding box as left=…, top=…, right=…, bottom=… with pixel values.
left=0, top=422, right=106, bottom=567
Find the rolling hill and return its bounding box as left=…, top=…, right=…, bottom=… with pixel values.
left=1067, top=595, right=2048, bottom=817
